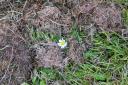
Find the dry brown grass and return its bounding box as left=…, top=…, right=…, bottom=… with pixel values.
left=0, top=0, right=125, bottom=85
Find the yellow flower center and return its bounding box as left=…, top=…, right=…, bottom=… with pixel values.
left=59, top=41, right=65, bottom=46
left=58, top=39, right=67, bottom=48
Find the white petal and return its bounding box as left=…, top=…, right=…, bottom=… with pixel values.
left=59, top=39, right=62, bottom=42
left=58, top=38, right=67, bottom=48
left=57, top=43, right=61, bottom=47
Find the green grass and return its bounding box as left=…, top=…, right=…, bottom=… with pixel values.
left=70, top=23, right=85, bottom=43
left=22, top=68, right=60, bottom=85
left=113, top=0, right=128, bottom=4
left=83, top=32, right=128, bottom=84
left=31, top=68, right=60, bottom=85
left=122, top=9, right=128, bottom=25
left=23, top=32, right=128, bottom=85
left=113, top=0, right=128, bottom=25
left=26, top=3, right=128, bottom=84
left=62, top=32, right=128, bottom=85
left=29, top=26, right=60, bottom=42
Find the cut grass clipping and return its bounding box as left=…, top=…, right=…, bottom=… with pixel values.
left=23, top=32, right=128, bottom=85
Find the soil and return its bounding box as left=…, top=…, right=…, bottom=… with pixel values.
left=0, top=21, right=32, bottom=85
left=0, top=0, right=125, bottom=85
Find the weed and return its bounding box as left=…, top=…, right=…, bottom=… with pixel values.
left=70, top=23, right=85, bottom=43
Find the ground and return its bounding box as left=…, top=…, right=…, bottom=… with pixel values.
left=0, top=0, right=128, bottom=85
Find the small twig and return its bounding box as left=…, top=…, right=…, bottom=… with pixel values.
left=33, top=42, right=58, bottom=48
left=22, top=0, right=28, bottom=12
left=0, top=15, right=8, bottom=21
left=7, top=24, right=26, bottom=42
left=8, top=69, right=13, bottom=85
left=7, top=11, right=23, bottom=14
left=0, top=45, right=10, bottom=51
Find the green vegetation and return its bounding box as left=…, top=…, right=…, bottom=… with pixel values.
left=122, top=9, right=128, bottom=25
left=23, top=1, right=128, bottom=85
left=84, top=32, right=128, bottom=84
left=70, top=23, right=85, bottom=43
left=113, top=0, right=128, bottom=4
left=113, top=0, right=128, bottom=25
left=29, top=27, right=60, bottom=42
left=1, top=0, right=128, bottom=85
left=23, top=32, right=128, bottom=85
left=22, top=68, right=60, bottom=85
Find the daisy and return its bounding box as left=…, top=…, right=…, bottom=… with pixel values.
left=57, top=38, right=67, bottom=48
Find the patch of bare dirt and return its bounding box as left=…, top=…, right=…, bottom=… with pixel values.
left=35, top=44, right=63, bottom=68
left=73, top=2, right=122, bottom=31
left=0, top=21, right=32, bottom=85
left=67, top=38, right=85, bottom=63
left=24, top=5, right=71, bottom=35
left=92, top=3, right=122, bottom=30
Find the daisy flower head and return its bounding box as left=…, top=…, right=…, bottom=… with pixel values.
left=57, top=38, right=67, bottom=49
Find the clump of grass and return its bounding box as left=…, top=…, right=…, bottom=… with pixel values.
left=29, top=26, right=60, bottom=42
left=60, top=32, right=128, bottom=85
left=70, top=23, right=85, bottom=43
left=84, top=32, right=128, bottom=84
left=22, top=67, right=61, bottom=85
left=85, top=32, right=128, bottom=60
